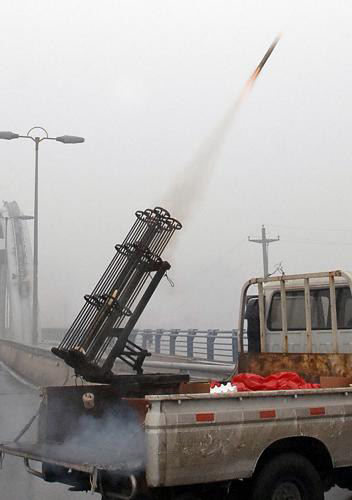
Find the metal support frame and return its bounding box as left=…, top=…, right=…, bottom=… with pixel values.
left=238, top=270, right=352, bottom=355
left=231, top=330, right=238, bottom=362
left=53, top=207, right=182, bottom=382
left=154, top=329, right=164, bottom=354
left=304, top=278, right=313, bottom=353
left=258, top=283, right=265, bottom=352
left=103, top=262, right=170, bottom=373
left=141, top=329, right=152, bottom=350
left=169, top=329, right=180, bottom=356
left=329, top=275, right=339, bottom=353
left=207, top=329, right=218, bottom=361
left=24, top=457, right=44, bottom=479
left=187, top=329, right=197, bottom=358
left=280, top=279, right=288, bottom=352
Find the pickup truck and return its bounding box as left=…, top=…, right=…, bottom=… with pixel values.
left=2, top=270, right=352, bottom=500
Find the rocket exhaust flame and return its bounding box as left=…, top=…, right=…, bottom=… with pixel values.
left=163, top=36, right=280, bottom=222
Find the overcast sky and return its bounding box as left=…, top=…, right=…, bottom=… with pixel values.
left=1, top=1, right=352, bottom=330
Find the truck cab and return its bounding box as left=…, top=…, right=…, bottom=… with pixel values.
left=239, top=270, right=352, bottom=379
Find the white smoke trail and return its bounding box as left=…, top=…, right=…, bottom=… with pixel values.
left=162, top=82, right=252, bottom=222
left=162, top=36, right=280, bottom=223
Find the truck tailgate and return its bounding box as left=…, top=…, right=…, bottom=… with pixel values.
left=0, top=440, right=144, bottom=474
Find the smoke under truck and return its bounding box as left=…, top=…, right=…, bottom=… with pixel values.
left=1, top=208, right=352, bottom=499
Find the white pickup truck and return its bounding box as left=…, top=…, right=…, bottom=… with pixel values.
left=2, top=270, right=352, bottom=500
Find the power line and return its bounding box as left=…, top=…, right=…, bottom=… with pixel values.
left=283, top=237, right=352, bottom=246
left=269, top=224, right=352, bottom=233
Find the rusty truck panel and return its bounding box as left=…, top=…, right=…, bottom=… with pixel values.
left=237, top=352, right=352, bottom=381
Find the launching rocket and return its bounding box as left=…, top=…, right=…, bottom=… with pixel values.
left=249, top=36, right=280, bottom=84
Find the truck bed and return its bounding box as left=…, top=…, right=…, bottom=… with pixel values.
left=144, top=386, right=352, bottom=487
left=2, top=385, right=352, bottom=491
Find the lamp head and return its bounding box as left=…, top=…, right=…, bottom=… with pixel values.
left=56, top=135, right=85, bottom=144
left=0, top=131, right=19, bottom=140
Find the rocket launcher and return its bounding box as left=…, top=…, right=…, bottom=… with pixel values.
left=52, top=207, right=182, bottom=385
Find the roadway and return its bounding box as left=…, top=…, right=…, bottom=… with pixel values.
left=0, top=363, right=99, bottom=500
left=0, top=363, right=350, bottom=500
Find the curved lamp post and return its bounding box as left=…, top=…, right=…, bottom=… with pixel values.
left=0, top=127, right=84, bottom=343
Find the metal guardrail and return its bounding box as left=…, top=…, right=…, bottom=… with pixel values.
left=41, top=328, right=239, bottom=363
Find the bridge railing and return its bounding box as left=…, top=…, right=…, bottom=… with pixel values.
left=41, top=328, right=244, bottom=363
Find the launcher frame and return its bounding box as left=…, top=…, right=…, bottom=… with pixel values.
left=52, top=207, right=182, bottom=385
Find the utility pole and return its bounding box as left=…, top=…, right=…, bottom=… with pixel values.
left=248, top=225, right=280, bottom=277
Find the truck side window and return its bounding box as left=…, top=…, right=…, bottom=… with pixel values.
left=268, top=286, right=352, bottom=331
left=268, top=294, right=282, bottom=330
left=337, top=287, right=352, bottom=328
left=268, top=290, right=324, bottom=330
left=312, top=289, right=330, bottom=329
left=268, top=291, right=307, bottom=331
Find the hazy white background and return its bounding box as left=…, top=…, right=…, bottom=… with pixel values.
left=0, top=0, right=351, bottom=330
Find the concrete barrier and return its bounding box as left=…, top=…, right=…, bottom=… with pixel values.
left=0, top=339, right=73, bottom=386
left=0, top=339, right=234, bottom=386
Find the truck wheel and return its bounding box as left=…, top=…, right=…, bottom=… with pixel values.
left=251, top=452, right=324, bottom=500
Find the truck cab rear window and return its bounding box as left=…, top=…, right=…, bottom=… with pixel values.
left=268, top=287, right=352, bottom=331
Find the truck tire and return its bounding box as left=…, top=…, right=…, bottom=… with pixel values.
left=251, top=452, right=324, bottom=500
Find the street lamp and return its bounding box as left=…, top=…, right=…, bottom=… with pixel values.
left=0, top=127, right=85, bottom=343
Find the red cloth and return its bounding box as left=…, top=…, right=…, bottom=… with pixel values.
left=211, top=372, right=320, bottom=391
